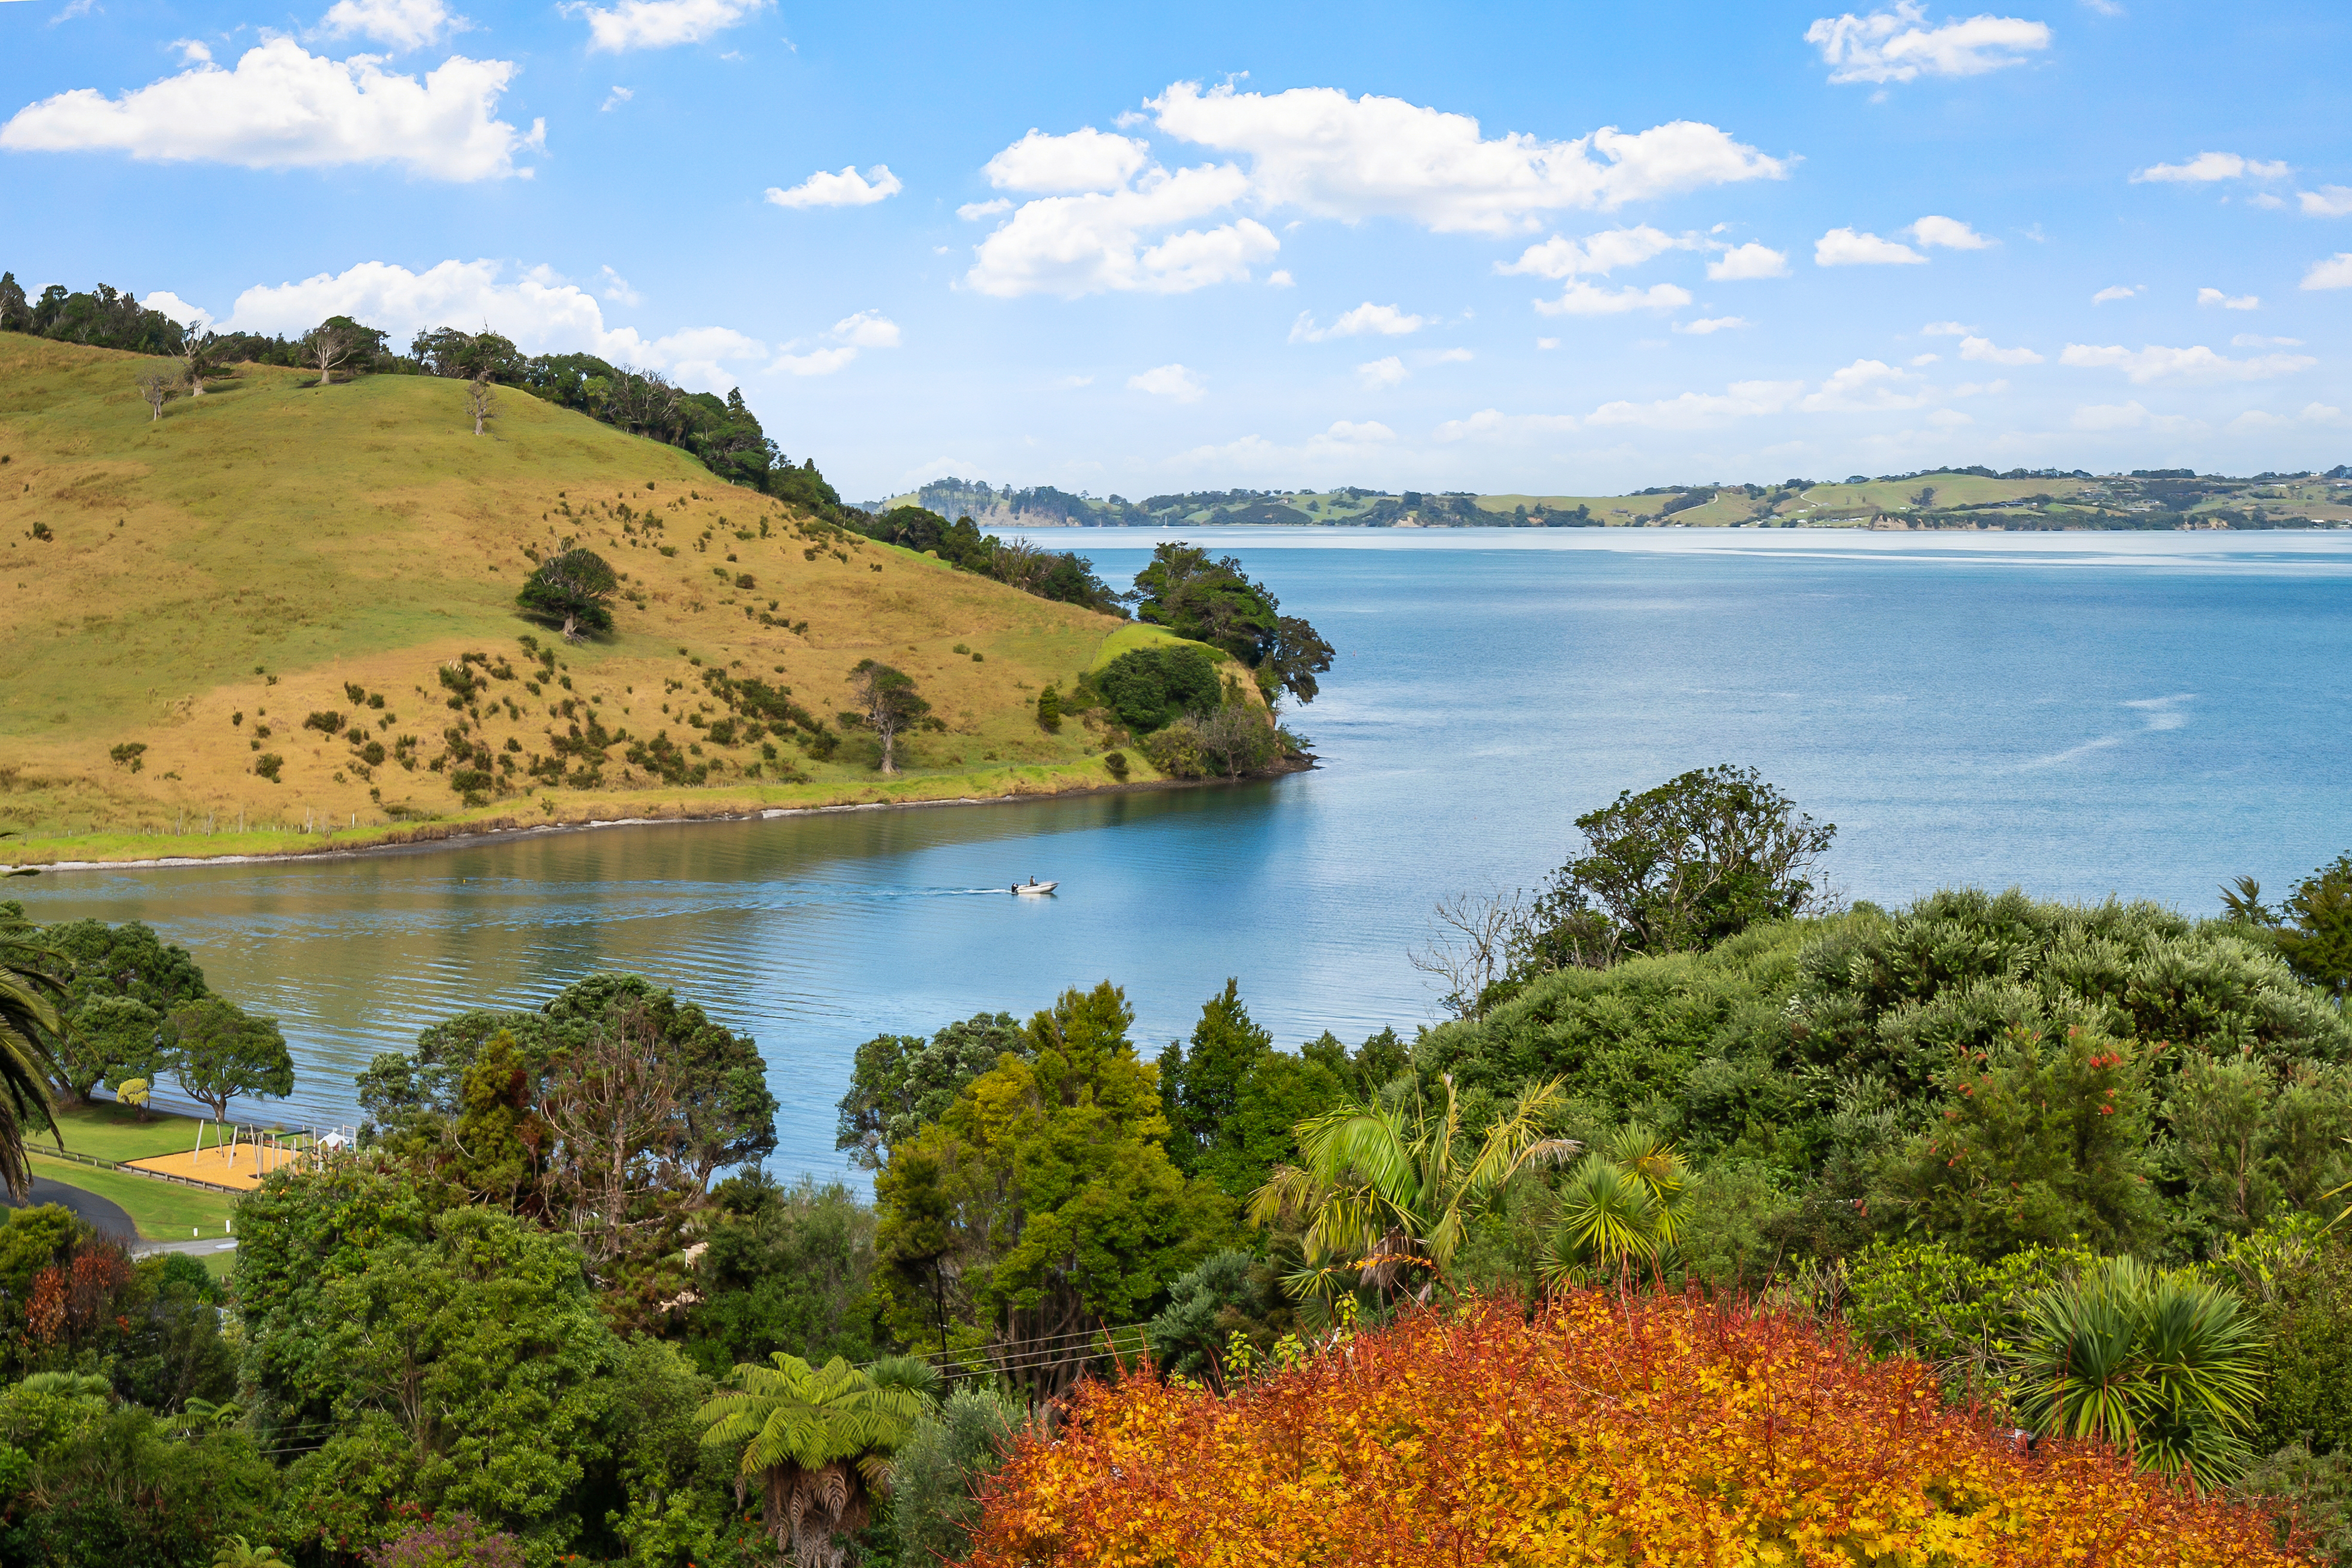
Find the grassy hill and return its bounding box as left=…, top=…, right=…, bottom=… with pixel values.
left=0, top=336, right=1171, bottom=864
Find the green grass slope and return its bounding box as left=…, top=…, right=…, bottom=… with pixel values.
left=0, top=336, right=1151, bottom=862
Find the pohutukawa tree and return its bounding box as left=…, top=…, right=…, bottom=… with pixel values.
left=516, top=547, right=618, bottom=642
left=847, top=660, right=929, bottom=774
left=165, top=997, right=294, bottom=1124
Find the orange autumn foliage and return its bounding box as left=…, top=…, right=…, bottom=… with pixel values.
left=965, top=1293, right=2298, bottom=1568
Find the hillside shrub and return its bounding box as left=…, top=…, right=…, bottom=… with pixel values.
left=1141, top=720, right=1207, bottom=780
left=253, top=753, right=283, bottom=783
left=965, top=1294, right=2294, bottom=1567
left=2218, top=1225, right=2352, bottom=1457
left=1095, top=646, right=1220, bottom=734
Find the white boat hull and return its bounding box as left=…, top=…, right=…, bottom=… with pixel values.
left=1013, top=881, right=1058, bottom=895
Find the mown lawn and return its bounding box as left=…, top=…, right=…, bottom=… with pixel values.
left=35, top=1100, right=210, bottom=1164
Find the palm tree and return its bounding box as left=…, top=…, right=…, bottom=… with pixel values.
left=2014, top=1256, right=2264, bottom=1490
left=1250, top=1074, right=1576, bottom=1303
left=1538, top=1124, right=1691, bottom=1289
left=0, top=895, right=66, bottom=1199
left=697, top=1353, right=940, bottom=1568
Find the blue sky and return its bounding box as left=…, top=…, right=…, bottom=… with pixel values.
left=4, top=0, right=2349, bottom=499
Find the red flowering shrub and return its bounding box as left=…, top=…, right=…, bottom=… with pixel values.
left=967, top=1293, right=2296, bottom=1567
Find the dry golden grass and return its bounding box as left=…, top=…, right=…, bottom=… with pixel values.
left=0, top=336, right=1160, bottom=861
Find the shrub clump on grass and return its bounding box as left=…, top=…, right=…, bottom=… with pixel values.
left=965, top=1295, right=2296, bottom=1568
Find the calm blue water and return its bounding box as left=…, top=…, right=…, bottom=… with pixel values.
left=14, top=528, right=2351, bottom=1179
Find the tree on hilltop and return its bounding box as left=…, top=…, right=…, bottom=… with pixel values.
left=516, top=547, right=618, bottom=642
left=301, top=315, right=386, bottom=385
left=412, top=326, right=524, bottom=382
left=178, top=329, right=227, bottom=397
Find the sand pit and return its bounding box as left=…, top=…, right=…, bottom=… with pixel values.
left=125, top=1143, right=306, bottom=1192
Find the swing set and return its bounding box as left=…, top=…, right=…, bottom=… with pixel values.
left=123, top=1121, right=352, bottom=1192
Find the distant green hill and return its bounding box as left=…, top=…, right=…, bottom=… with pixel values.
left=0, top=336, right=1152, bottom=864
left=873, top=470, right=2352, bottom=531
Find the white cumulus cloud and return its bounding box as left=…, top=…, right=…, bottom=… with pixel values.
left=1147, top=79, right=1786, bottom=233
left=1675, top=316, right=1749, bottom=333
left=565, top=0, right=767, bottom=52
left=1805, top=2, right=2052, bottom=84
left=1910, top=214, right=1994, bottom=249
left=2070, top=400, right=2201, bottom=434
left=963, top=83, right=1786, bottom=302
left=2300, top=186, right=2352, bottom=218
left=1497, top=225, right=1687, bottom=279
left=1816, top=227, right=1927, bottom=265
left=2196, top=287, right=2259, bottom=310
left=1706, top=241, right=1789, bottom=280
left=956, top=198, right=1012, bottom=220
left=1801, top=357, right=1930, bottom=412
left=1289, top=302, right=1429, bottom=342
left=1921, top=319, right=1972, bottom=335
left=599, top=265, right=641, bottom=306
left=2059, top=341, right=2317, bottom=383
left=983, top=127, right=1151, bottom=193
left=771, top=311, right=899, bottom=375
left=600, top=85, right=633, bottom=112
left=2092, top=283, right=2140, bottom=304
left=1960, top=334, right=2042, bottom=364
left=964, top=164, right=1275, bottom=298
left=1585, top=379, right=1806, bottom=430
left=0, top=38, right=540, bottom=180
left=765, top=165, right=902, bottom=209
left=2300, top=253, right=2352, bottom=290
left=143, top=290, right=215, bottom=332
left=2131, top=151, right=2289, bottom=184
left=1534, top=280, right=1693, bottom=316
left=1355, top=356, right=1408, bottom=389
left=1128, top=363, right=1205, bottom=402
left=773, top=346, right=857, bottom=377
left=315, top=0, right=467, bottom=49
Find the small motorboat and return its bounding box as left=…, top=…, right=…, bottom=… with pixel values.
left=1011, top=879, right=1058, bottom=895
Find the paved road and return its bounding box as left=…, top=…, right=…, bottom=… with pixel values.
left=1, top=1173, right=139, bottom=1241
left=0, top=1173, right=237, bottom=1257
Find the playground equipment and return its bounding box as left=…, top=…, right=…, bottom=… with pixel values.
left=123, top=1121, right=363, bottom=1192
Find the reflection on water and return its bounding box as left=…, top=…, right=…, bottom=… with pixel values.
left=16, top=529, right=2352, bottom=1182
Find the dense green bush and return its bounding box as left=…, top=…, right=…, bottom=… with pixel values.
left=1094, top=645, right=1222, bottom=734
left=1418, top=889, right=2352, bottom=1266
left=680, top=1175, right=881, bottom=1378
